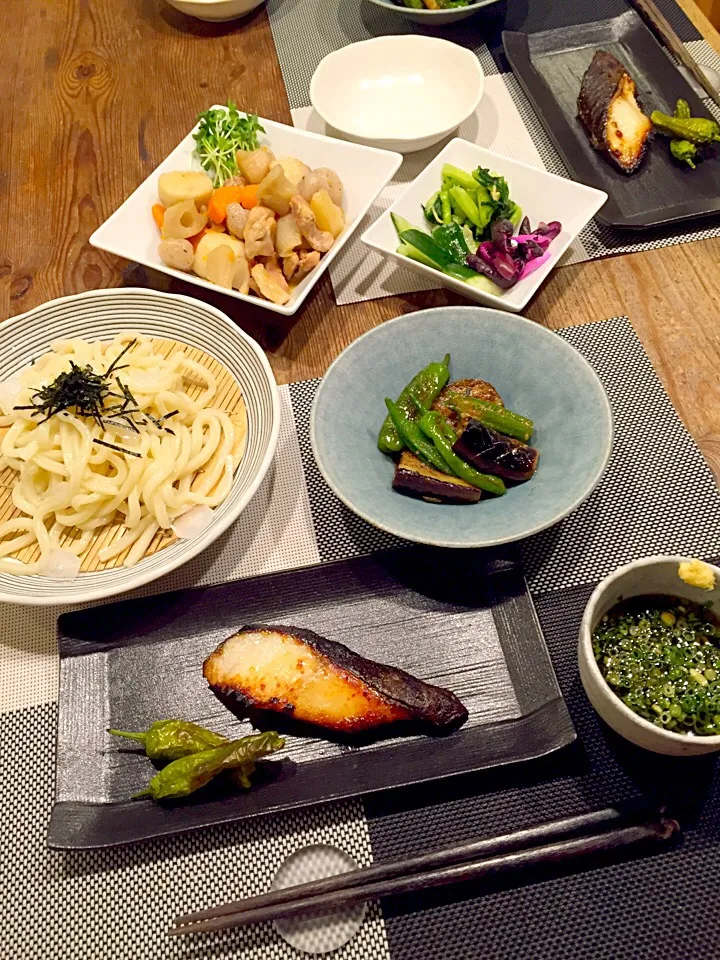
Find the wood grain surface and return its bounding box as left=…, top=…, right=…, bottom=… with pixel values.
left=0, top=0, right=718, bottom=480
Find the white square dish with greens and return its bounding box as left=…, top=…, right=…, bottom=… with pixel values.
left=362, top=139, right=607, bottom=313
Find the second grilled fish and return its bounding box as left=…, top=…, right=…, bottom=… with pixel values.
left=203, top=625, right=469, bottom=735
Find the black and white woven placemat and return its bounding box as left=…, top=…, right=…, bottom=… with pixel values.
left=2, top=316, right=720, bottom=959
left=266, top=0, right=720, bottom=305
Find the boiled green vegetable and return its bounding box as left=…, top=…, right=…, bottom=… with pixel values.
left=109, top=719, right=228, bottom=761
left=377, top=355, right=451, bottom=454
left=133, top=732, right=285, bottom=801
left=431, top=223, right=470, bottom=265
left=418, top=411, right=506, bottom=496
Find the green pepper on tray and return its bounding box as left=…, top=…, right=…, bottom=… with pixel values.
left=650, top=110, right=720, bottom=144
left=133, top=732, right=285, bottom=802
left=669, top=99, right=698, bottom=168
left=109, top=719, right=228, bottom=761
left=377, top=354, right=451, bottom=454
left=418, top=411, right=506, bottom=496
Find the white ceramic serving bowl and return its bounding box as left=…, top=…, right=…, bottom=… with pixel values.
left=362, top=138, right=608, bottom=313
left=164, top=0, right=264, bottom=21
left=0, top=288, right=280, bottom=606
left=309, top=36, right=484, bottom=153
left=579, top=556, right=720, bottom=756
left=90, top=110, right=401, bottom=316
left=366, top=0, right=501, bottom=25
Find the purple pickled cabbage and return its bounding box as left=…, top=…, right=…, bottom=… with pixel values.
left=535, top=221, right=562, bottom=240
left=465, top=218, right=562, bottom=289
left=466, top=253, right=518, bottom=289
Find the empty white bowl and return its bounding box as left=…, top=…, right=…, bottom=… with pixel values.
left=366, top=0, right=501, bottom=25
left=578, top=556, right=720, bottom=756
left=309, top=36, right=484, bottom=153
left=164, top=0, right=265, bottom=21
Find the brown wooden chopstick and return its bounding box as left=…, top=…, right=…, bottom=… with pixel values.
left=627, top=0, right=720, bottom=111
left=169, top=813, right=679, bottom=937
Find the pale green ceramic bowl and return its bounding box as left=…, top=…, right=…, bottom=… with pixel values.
left=311, top=307, right=613, bottom=548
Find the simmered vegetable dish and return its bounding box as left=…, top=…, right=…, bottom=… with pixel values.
left=378, top=355, right=539, bottom=504
left=152, top=103, right=346, bottom=305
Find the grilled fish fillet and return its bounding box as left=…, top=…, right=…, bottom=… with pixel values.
left=203, top=625, right=469, bottom=735
left=577, top=50, right=652, bottom=174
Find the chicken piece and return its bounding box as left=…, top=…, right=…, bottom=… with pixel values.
left=282, top=252, right=300, bottom=280
left=290, top=195, right=334, bottom=253
left=232, top=257, right=250, bottom=295
left=577, top=50, right=652, bottom=174
left=295, top=250, right=320, bottom=281
left=251, top=264, right=291, bottom=305
left=226, top=202, right=249, bottom=240
left=261, top=255, right=290, bottom=293
left=203, top=625, right=469, bottom=735
left=223, top=174, right=247, bottom=187
left=244, top=205, right=277, bottom=259
left=158, top=238, right=194, bottom=271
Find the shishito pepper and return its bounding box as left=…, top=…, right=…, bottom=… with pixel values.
left=650, top=110, right=720, bottom=144
left=669, top=99, right=697, bottom=168
left=385, top=398, right=451, bottom=474
left=419, top=411, right=506, bottom=496
left=109, top=720, right=229, bottom=761
left=133, top=731, right=285, bottom=801
left=377, top=354, right=451, bottom=454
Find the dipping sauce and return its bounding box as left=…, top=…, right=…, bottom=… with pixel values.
left=593, top=596, right=720, bottom=736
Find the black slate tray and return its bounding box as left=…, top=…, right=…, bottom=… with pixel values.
left=504, top=11, right=720, bottom=229
left=48, top=549, right=575, bottom=849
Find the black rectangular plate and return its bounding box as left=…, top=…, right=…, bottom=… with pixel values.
left=504, top=10, right=720, bottom=229
left=49, top=549, right=575, bottom=849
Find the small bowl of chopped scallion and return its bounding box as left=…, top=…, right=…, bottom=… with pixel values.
left=579, top=555, right=720, bottom=755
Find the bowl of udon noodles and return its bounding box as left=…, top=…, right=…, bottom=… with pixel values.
left=0, top=287, right=280, bottom=604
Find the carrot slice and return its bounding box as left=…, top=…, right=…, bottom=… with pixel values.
left=188, top=228, right=208, bottom=250
left=237, top=183, right=259, bottom=210
left=207, top=186, right=246, bottom=224
left=151, top=204, right=165, bottom=230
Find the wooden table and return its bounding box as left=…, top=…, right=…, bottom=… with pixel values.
left=1, top=0, right=719, bottom=479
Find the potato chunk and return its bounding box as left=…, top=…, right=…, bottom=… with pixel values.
left=237, top=147, right=275, bottom=184
left=310, top=189, right=345, bottom=239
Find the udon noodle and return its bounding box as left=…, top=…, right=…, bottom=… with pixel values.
left=0, top=332, right=243, bottom=575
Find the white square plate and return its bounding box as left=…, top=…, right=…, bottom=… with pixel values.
left=90, top=111, right=402, bottom=316
left=361, top=138, right=607, bottom=313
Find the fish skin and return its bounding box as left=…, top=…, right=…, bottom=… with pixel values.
left=203, top=625, right=469, bottom=735
left=578, top=50, right=652, bottom=174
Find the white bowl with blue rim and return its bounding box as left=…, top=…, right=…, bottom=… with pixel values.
left=310, top=307, right=612, bottom=549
